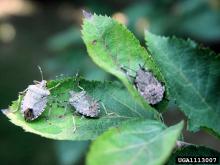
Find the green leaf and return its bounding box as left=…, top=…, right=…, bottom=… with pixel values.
left=87, top=120, right=183, bottom=165
left=2, top=77, right=156, bottom=140
left=167, top=146, right=220, bottom=165
left=145, top=31, right=220, bottom=137
left=81, top=13, right=167, bottom=111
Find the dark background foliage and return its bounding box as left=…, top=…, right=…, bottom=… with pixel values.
left=0, top=0, right=220, bottom=164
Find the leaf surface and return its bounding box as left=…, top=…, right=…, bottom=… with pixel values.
left=82, top=13, right=167, bottom=111
left=87, top=120, right=183, bottom=165
left=145, top=31, right=220, bottom=136
left=2, top=78, right=156, bottom=140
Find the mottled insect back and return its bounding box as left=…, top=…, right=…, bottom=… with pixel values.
left=69, top=90, right=100, bottom=117
left=20, top=67, right=53, bottom=121
left=134, top=67, right=165, bottom=105
left=21, top=80, right=50, bottom=121
left=121, top=65, right=165, bottom=105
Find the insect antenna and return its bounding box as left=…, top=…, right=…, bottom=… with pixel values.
left=139, top=61, right=147, bottom=70
left=120, top=65, right=136, bottom=80
left=37, top=65, right=44, bottom=81
left=120, top=65, right=136, bottom=73
left=74, top=72, right=84, bottom=91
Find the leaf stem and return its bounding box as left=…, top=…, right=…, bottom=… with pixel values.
left=176, top=140, right=194, bottom=149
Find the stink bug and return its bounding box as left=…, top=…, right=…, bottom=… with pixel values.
left=19, top=66, right=59, bottom=121
left=121, top=64, right=165, bottom=105
left=69, top=82, right=100, bottom=118
left=69, top=90, right=100, bottom=117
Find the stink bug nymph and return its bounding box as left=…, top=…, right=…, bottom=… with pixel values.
left=122, top=64, right=165, bottom=105
left=20, top=66, right=59, bottom=121
left=69, top=85, right=100, bottom=118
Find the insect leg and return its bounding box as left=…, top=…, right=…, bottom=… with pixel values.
left=72, top=116, right=76, bottom=133
left=14, top=88, right=28, bottom=113
left=33, top=80, right=40, bottom=84
left=19, top=88, right=28, bottom=95
left=75, top=73, right=85, bottom=91
left=47, top=106, right=52, bottom=119
left=78, top=84, right=84, bottom=91
left=101, top=102, right=115, bottom=116
left=12, top=95, right=23, bottom=113
left=120, top=65, right=135, bottom=82
left=77, top=79, right=84, bottom=91
left=73, top=111, right=78, bottom=116
left=63, top=103, right=68, bottom=116
left=49, top=82, right=61, bottom=91
left=120, top=65, right=136, bottom=73
left=160, top=114, right=164, bottom=124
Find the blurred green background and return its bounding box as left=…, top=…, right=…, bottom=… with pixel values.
left=0, top=0, right=220, bottom=164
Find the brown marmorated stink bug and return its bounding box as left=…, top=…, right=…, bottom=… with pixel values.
left=121, top=64, right=165, bottom=105
left=19, top=66, right=59, bottom=121
left=69, top=85, right=100, bottom=118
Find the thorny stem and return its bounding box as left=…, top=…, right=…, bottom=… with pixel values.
left=176, top=140, right=193, bottom=149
